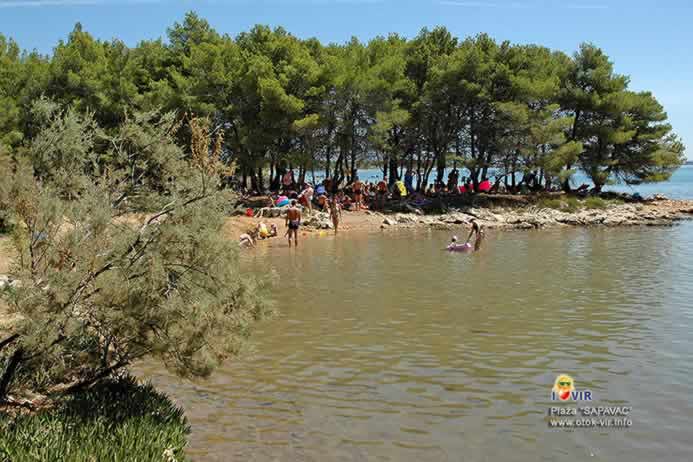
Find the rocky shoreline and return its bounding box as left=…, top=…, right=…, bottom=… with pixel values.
left=296, top=198, right=693, bottom=232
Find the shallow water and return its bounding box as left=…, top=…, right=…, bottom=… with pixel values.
left=139, top=221, right=693, bottom=461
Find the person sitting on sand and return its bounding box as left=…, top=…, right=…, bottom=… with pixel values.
left=342, top=193, right=353, bottom=210
left=376, top=177, right=388, bottom=210
left=393, top=178, right=407, bottom=200
left=329, top=196, right=342, bottom=234
left=257, top=221, right=270, bottom=239
left=239, top=233, right=255, bottom=248
left=286, top=199, right=302, bottom=247
left=269, top=223, right=278, bottom=237
left=317, top=193, right=328, bottom=211
left=466, top=219, right=484, bottom=251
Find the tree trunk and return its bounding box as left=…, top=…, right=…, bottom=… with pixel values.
left=415, top=149, right=422, bottom=191
left=0, top=334, right=19, bottom=353
left=435, top=147, right=446, bottom=185
left=269, top=159, right=275, bottom=188
left=62, top=360, right=129, bottom=396
left=389, top=156, right=399, bottom=183
left=0, top=347, right=23, bottom=400
left=257, top=166, right=264, bottom=192
left=311, top=155, right=316, bottom=186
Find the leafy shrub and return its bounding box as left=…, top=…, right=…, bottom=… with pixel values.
left=0, top=375, right=190, bottom=462
left=584, top=196, right=608, bottom=209
left=537, top=198, right=563, bottom=210
left=538, top=197, right=580, bottom=212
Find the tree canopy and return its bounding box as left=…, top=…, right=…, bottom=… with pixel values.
left=0, top=12, right=685, bottom=193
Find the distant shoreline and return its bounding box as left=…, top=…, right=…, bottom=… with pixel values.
left=225, top=197, right=693, bottom=244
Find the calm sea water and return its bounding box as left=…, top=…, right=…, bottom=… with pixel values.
left=310, top=165, right=693, bottom=200
left=139, top=218, right=693, bottom=461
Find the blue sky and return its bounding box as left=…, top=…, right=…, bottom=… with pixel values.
left=1, top=0, right=691, bottom=158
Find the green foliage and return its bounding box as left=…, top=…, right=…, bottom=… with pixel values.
left=23, top=98, right=99, bottom=196
left=0, top=103, right=273, bottom=399
left=538, top=197, right=580, bottom=213
left=0, top=15, right=685, bottom=194
left=584, top=196, right=608, bottom=209
left=537, top=195, right=616, bottom=212
left=0, top=375, right=189, bottom=462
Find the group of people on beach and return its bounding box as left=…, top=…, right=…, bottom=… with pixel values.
left=240, top=169, right=493, bottom=251
left=268, top=168, right=498, bottom=200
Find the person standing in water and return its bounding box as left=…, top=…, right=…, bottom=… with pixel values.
left=465, top=219, right=484, bottom=251
left=286, top=200, right=302, bottom=247
left=329, top=196, right=342, bottom=234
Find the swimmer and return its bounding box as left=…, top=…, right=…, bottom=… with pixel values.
left=446, top=235, right=472, bottom=252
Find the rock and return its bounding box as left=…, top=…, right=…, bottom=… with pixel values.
left=383, top=217, right=396, bottom=226
left=515, top=222, right=535, bottom=229
left=442, top=212, right=470, bottom=225
left=405, top=204, right=424, bottom=215
left=0, top=275, right=18, bottom=290
left=302, top=212, right=332, bottom=229
left=603, top=216, right=626, bottom=226
left=466, top=208, right=500, bottom=222
left=395, top=214, right=417, bottom=224
left=652, top=194, right=669, bottom=201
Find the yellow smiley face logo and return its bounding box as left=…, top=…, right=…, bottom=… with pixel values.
left=552, top=374, right=575, bottom=400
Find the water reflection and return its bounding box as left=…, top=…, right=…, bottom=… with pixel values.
left=137, top=222, right=693, bottom=461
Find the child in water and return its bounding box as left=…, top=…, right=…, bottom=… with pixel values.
left=446, top=236, right=471, bottom=252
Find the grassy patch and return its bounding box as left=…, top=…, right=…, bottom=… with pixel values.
left=537, top=195, right=622, bottom=212
left=0, top=375, right=190, bottom=462
left=584, top=196, right=608, bottom=209
left=538, top=197, right=580, bottom=213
